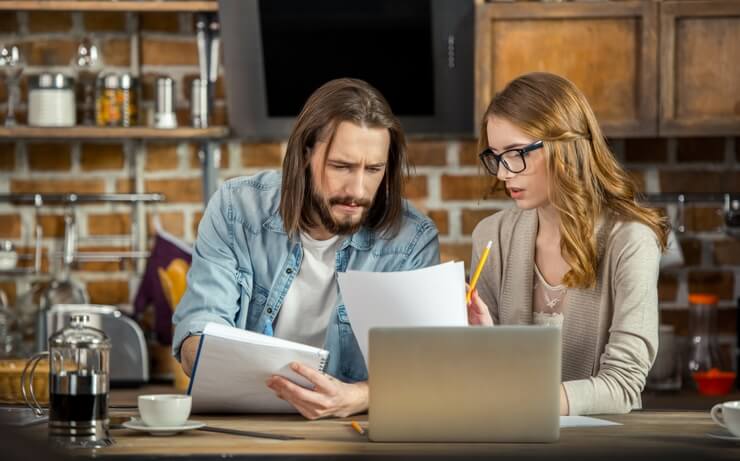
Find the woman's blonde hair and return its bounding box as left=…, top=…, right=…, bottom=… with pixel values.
left=480, top=72, right=669, bottom=288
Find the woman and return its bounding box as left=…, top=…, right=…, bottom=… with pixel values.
left=468, top=72, right=669, bottom=416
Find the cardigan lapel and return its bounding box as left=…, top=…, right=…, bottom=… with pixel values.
left=499, top=209, right=537, bottom=325
left=561, top=214, right=614, bottom=380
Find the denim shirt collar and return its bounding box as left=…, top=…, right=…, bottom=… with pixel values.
left=262, top=210, right=374, bottom=251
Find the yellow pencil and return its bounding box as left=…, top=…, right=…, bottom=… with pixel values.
left=350, top=420, right=365, bottom=435
left=467, top=240, right=492, bottom=304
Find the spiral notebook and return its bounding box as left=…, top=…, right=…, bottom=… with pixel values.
left=188, top=322, right=329, bottom=413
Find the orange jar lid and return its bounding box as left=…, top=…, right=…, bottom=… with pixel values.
left=688, top=293, right=719, bottom=305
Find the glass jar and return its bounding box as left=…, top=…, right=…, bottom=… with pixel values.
left=119, top=73, right=138, bottom=127
left=23, top=313, right=112, bottom=448
left=688, top=293, right=722, bottom=373
left=28, top=73, right=76, bottom=127
left=97, top=73, right=121, bottom=127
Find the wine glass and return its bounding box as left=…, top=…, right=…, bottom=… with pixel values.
left=0, top=44, right=23, bottom=127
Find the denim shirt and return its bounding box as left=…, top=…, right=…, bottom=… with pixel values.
left=172, top=171, right=440, bottom=383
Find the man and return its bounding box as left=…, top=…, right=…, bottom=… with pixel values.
left=173, top=78, right=439, bottom=419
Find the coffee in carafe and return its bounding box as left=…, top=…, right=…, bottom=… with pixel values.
left=23, top=313, right=113, bottom=448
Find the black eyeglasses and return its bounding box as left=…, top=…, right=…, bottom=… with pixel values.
left=478, top=140, right=544, bottom=175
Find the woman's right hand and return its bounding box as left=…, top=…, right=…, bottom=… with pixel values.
left=466, top=285, right=494, bottom=326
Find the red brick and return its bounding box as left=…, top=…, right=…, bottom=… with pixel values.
left=0, top=281, right=16, bottom=306
left=0, top=143, right=15, bottom=170
left=88, top=213, right=132, bottom=236
left=77, top=246, right=132, bottom=272
left=145, top=144, right=180, bottom=171
left=27, top=143, right=71, bottom=171
left=624, top=138, right=668, bottom=163
left=459, top=141, right=482, bottom=167
left=0, top=214, right=21, bottom=239
left=140, top=73, right=162, bottom=102
left=140, top=12, right=181, bottom=33
left=440, top=243, right=472, bottom=270
left=28, top=12, right=72, bottom=33
left=116, top=178, right=133, bottom=194
left=676, top=137, right=725, bottom=163
left=684, top=207, right=724, bottom=233
left=147, top=211, right=185, bottom=239
left=87, top=280, right=129, bottom=305
left=21, top=40, right=77, bottom=66
left=427, top=210, right=449, bottom=235
left=462, top=208, right=500, bottom=235
left=190, top=144, right=228, bottom=169
left=660, top=171, right=722, bottom=194
left=658, top=273, right=678, bottom=302
left=141, top=38, right=198, bottom=66
left=83, top=12, right=127, bottom=32
left=678, top=238, right=702, bottom=267
left=145, top=178, right=202, bottom=204
left=37, top=214, right=65, bottom=238
left=687, top=271, right=735, bottom=300
left=713, top=239, right=740, bottom=266
left=661, top=307, right=737, bottom=336
left=11, top=179, right=106, bottom=194
left=192, top=211, right=204, bottom=237
left=16, top=246, right=49, bottom=273
left=101, top=39, right=131, bottom=67
left=407, top=141, right=447, bottom=167
left=404, top=175, right=428, bottom=200
left=441, top=175, right=506, bottom=201
left=0, top=12, right=17, bottom=33
left=80, top=143, right=125, bottom=171
left=241, top=143, right=283, bottom=168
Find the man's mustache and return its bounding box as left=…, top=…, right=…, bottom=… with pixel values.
left=328, top=196, right=371, bottom=208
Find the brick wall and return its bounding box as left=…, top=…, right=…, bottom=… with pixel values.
left=0, top=11, right=738, bottom=364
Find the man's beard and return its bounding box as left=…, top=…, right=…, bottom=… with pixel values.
left=311, top=188, right=372, bottom=236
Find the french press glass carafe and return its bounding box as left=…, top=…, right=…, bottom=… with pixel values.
left=22, top=313, right=112, bottom=448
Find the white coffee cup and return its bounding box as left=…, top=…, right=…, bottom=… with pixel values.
left=138, top=394, right=192, bottom=427
left=710, top=401, right=740, bottom=437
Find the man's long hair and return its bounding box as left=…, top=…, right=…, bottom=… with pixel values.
left=280, top=78, right=409, bottom=238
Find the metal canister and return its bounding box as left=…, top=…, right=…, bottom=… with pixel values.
left=119, top=73, right=138, bottom=127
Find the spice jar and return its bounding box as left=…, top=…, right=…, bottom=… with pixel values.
left=119, top=73, right=138, bottom=127
left=28, top=73, right=76, bottom=127
left=96, top=73, right=121, bottom=127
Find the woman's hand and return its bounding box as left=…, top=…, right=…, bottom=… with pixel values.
left=466, top=284, right=494, bottom=326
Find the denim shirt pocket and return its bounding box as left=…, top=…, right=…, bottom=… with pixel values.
left=238, top=271, right=269, bottom=331
left=334, top=304, right=368, bottom=382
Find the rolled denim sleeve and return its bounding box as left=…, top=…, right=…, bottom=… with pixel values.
left=172, top=184, right=251, bottom=361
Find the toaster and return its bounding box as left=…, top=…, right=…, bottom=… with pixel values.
left=41, top=304, right=149, bottom=386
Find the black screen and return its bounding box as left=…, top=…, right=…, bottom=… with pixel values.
left=260, top=0, right=435, bottom=117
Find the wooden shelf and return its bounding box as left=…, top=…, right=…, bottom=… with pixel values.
left=0, top=1, right=218, bottom=12
left=0, top=126, right=229, bottom=140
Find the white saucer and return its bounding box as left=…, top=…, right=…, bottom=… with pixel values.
left=123, top=418, right=206, bottom=436
left=706, top=430, right=740, bottom=443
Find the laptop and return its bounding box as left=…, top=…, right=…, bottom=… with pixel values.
left=368, top=326, right=561, bottom=443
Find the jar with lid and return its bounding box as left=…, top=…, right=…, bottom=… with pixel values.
left=28, top=73, right=76, bottom=127
left=119, top=73, right=139, bottom=127
left=687, top=293, right=736, bottom=395
left=96, top=73, right=121, bottom=127
left=22, top=313, right=112, bottom=448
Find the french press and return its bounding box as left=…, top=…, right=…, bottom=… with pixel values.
left=22, top=313, right=113, bottom=448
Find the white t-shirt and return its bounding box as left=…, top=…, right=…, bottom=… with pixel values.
left=273, top=233, right=341, bottom=348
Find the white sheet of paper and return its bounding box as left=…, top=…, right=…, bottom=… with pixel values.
left=337, top=261, right=468, bottom=365
left=559, top=416, right=622, bottom=428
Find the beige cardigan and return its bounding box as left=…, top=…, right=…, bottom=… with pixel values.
left=471, top=208, right=661, bottom=416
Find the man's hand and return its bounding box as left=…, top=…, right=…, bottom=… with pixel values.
left=179, top=335, right=201, bottom=377
left=266, top=362, right=368, bottom=420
